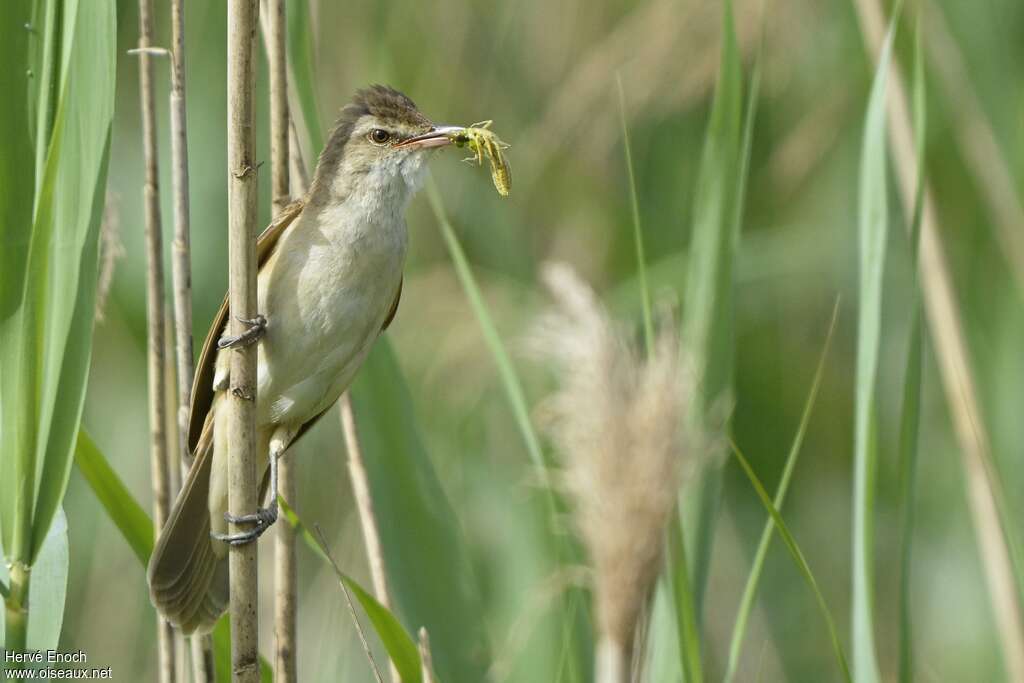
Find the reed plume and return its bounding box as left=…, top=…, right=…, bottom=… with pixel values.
left=532, top=262, right=698, bottom=683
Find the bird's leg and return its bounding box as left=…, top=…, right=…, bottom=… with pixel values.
left=217, top=314, right=267, bottom=349
left=211, top=428, right=291, bottom=546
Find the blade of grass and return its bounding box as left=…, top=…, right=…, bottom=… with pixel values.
left=73, top=430, right=273, bottom=681
left=74, top=431, right=154, bottom=565
left=0, top=0, right=44, bottom=581
left=896, top=307, right=921, bottom=683
left=666, top=523, right=703, bottom=683
left=28, top=0, right=116, bottom=564
left=677, top=0, right=750, bottom=640
left=855, top=1, right=1024, bottom=676
left=424, top=180, right=550, bottom=490
left=730, top=440, right=852, bottom=683
left=679, top=0, right=743, bottom=410
left=0, top=0, right=35, bottom=308
left=25, top=507, right=67, bottom=652
left=851, top=12, right=898, bottom=683
left=278, top=498, right=426, bottom=683
left=724, top=299, right=840, bottom=682
left=425, top=179, right=589, bottom=683
left=348, top=344, right=491, bottom=681
left=615, top=73, right=653, bottom=355
left=2, top=0, right=115, bottom=657
left=897, top=17, right=927, bottom=683
left=667, top=3, right=754, bottom=676
left=643, top=581, right=681, bottom=681
left=29, top=0, right=59, bottom=194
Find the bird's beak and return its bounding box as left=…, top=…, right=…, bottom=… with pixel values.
left=395, top=125, right=462, bottom=150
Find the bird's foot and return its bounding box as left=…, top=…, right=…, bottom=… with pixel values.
left=211, top=503, right=278, bottom=546
left=217, top=314, right=267, bottom=349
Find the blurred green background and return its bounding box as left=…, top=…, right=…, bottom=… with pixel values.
left=65, top=0, right=1023, bottom=680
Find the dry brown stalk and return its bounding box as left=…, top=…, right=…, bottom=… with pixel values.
left=168, top=0, right=196, bottom=479
left=418, top=628, right=437, bottom=683
left=265, top=0, right=290, bottom=217
left=94, top=192, right=124, bottom=324
left=852, top=1, right=1024, bottom=679
left=135, top=0, right=175, bottom=679
left=257, top=0, right=299, bottom=680
left=339, top=393, right=399, bottom=683
left=288, top=120, right=311, bottom=192
left=226, top=0, right=261, bottom=680
left=162, top=0, right=216, bottom=678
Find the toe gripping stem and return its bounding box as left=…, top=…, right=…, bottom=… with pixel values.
left=218, top=314, right=267, bottom=350
left=210, top=444, right=281, bottom=546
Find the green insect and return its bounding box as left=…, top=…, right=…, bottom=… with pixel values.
left=448, top=121, right=512, bottom=197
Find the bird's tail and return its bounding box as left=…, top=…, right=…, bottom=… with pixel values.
left=147, top=403, right=229, bottom=635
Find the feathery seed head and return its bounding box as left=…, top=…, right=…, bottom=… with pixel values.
left=532, top=262, right=700, bottom=652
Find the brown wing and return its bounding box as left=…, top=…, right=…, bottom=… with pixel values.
left=187, top=199, right=306, bottom=453
left=381, top=276, right=402, bottom=331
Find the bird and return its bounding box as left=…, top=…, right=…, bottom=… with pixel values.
left=147, top=85, right=462, bottom=634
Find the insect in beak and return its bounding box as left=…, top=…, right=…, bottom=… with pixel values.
left=395, top=125, right=463, bottom=150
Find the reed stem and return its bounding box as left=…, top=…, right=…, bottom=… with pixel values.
left=340, top=393, right=398, bottom=683
left=226, top=0, right=261, bottom=680
left=260, top=0, right=299, bottom=680
left=136, top=0, right=175, bottom=678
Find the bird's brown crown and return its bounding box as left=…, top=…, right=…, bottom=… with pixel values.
left=310, top=85, right=432, bottom=200
left=349, top=85, right=431, bottom=129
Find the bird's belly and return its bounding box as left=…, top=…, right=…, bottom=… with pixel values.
left=253, top=245, right=402, bottom=428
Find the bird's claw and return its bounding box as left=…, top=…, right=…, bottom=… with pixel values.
left=211, top=503, right=279, bottom=546
left=217, top=314, right=267, bottom=349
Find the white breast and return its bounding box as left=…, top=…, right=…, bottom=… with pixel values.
left=252, top=178, right=409, bottom=428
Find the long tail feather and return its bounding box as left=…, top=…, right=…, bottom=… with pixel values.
left=147, top=404, right=229, bottom=635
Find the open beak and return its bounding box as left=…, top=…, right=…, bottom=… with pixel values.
left=395, top=125, right=462, bottom=150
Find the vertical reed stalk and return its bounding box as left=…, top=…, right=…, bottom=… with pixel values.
left=262, top=0, right=298, bottom=680
left=226, top=0, right=261, bottom=680
left=169, top=0, right=196, bottom=478
left=595, top=637, right=629, bottom=683
left=288, top=120, right=310, bottom=191
left=340, top=393, right=399, bottom=683
left=136, top=0, right=175, bottom=680
left=266, top=0, right=290, bottom=214
left=852, top=1, right=1024, bottom=678
left=418, top=628, right=437, bottom=683
left=166, top=1, right=216, bottom=678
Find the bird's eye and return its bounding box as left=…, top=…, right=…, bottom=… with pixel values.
left=369, top=129, right=391, bottom=145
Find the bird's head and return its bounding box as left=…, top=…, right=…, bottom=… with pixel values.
left=309, top=85, right=458, bottom=205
